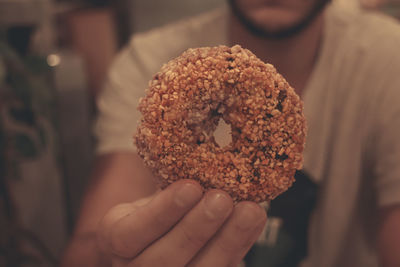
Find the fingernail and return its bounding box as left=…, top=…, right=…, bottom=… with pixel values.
left=174, top=183, right=202, bottom=207
left=204, top=191, right=232, bottom=220
left=235, top=204, right=266, bottom=230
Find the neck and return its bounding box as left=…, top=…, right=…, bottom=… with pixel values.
left=228, top=11, right=325, bottom=95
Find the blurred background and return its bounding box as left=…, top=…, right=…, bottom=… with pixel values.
left=0, top=0, right=399, bottom=266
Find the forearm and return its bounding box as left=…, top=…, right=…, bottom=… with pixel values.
left=60, top=152, right=157, bottom=267
left=378, top=205, right=400, bottom=267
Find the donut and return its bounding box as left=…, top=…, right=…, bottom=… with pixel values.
left=134, top=45, right=306, bottom=202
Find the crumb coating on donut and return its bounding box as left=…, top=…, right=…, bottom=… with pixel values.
left=135, top=45, right=306, bottom=202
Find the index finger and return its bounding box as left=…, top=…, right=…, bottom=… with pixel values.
left=98, top=180, right=203, bottom=258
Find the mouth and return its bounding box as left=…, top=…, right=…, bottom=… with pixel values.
left=265, top=0, right=280, bottom=5
left=244, top=0, right=281, bottom=8
left=252, top=0, right=306, bottom=9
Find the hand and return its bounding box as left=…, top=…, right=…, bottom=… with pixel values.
left=97, top=179, right=267, bottom=267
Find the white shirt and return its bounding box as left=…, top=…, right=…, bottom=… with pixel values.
left=94, top=3, right=400, bottom=266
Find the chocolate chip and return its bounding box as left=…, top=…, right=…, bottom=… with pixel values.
left=245, top=137, right=253, bottom=143
left=261, top=145, right=271, bottom=153
left=278, top=90, right=287, bottom=102
left=275, top=153, right=288, bottom=160
left=276, top=90, right=286, bottom=111
left=276, top=102, right=283, bottom=112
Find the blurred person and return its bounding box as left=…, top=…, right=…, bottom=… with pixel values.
left=61, top=0, right=400, bottom=266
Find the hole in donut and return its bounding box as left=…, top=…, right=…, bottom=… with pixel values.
left=214, top=118, right=232, bottom=148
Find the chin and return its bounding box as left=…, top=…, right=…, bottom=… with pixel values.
left=229, top=0, right=330, bottom=39
left=249, top=7, right=306, bottom=33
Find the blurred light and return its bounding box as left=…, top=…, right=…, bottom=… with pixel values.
left=47, top=54, right=61, bottom=67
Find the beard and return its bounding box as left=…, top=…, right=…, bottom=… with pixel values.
left=228, top=0, right=331, bottom=39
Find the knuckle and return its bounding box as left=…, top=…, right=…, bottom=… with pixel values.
left=98, top=203, right=137, bottom=256
left=178, top=224, right=209, bottom=249
left=130, top=255, right=165, bottom=267
left=215, top=237, right=241, bottom=254
left=101, top=203, right=134, bottom=230
left=150, top=200, right=186, bottom=229
left=153, top=210, right=175, bottom=229
left=109, top=225, right=131, bottom=257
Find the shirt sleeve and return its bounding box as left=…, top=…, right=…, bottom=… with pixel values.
left=373, top=50, right=400, bottom=207
left=94, top=42, right=152, bottom=155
